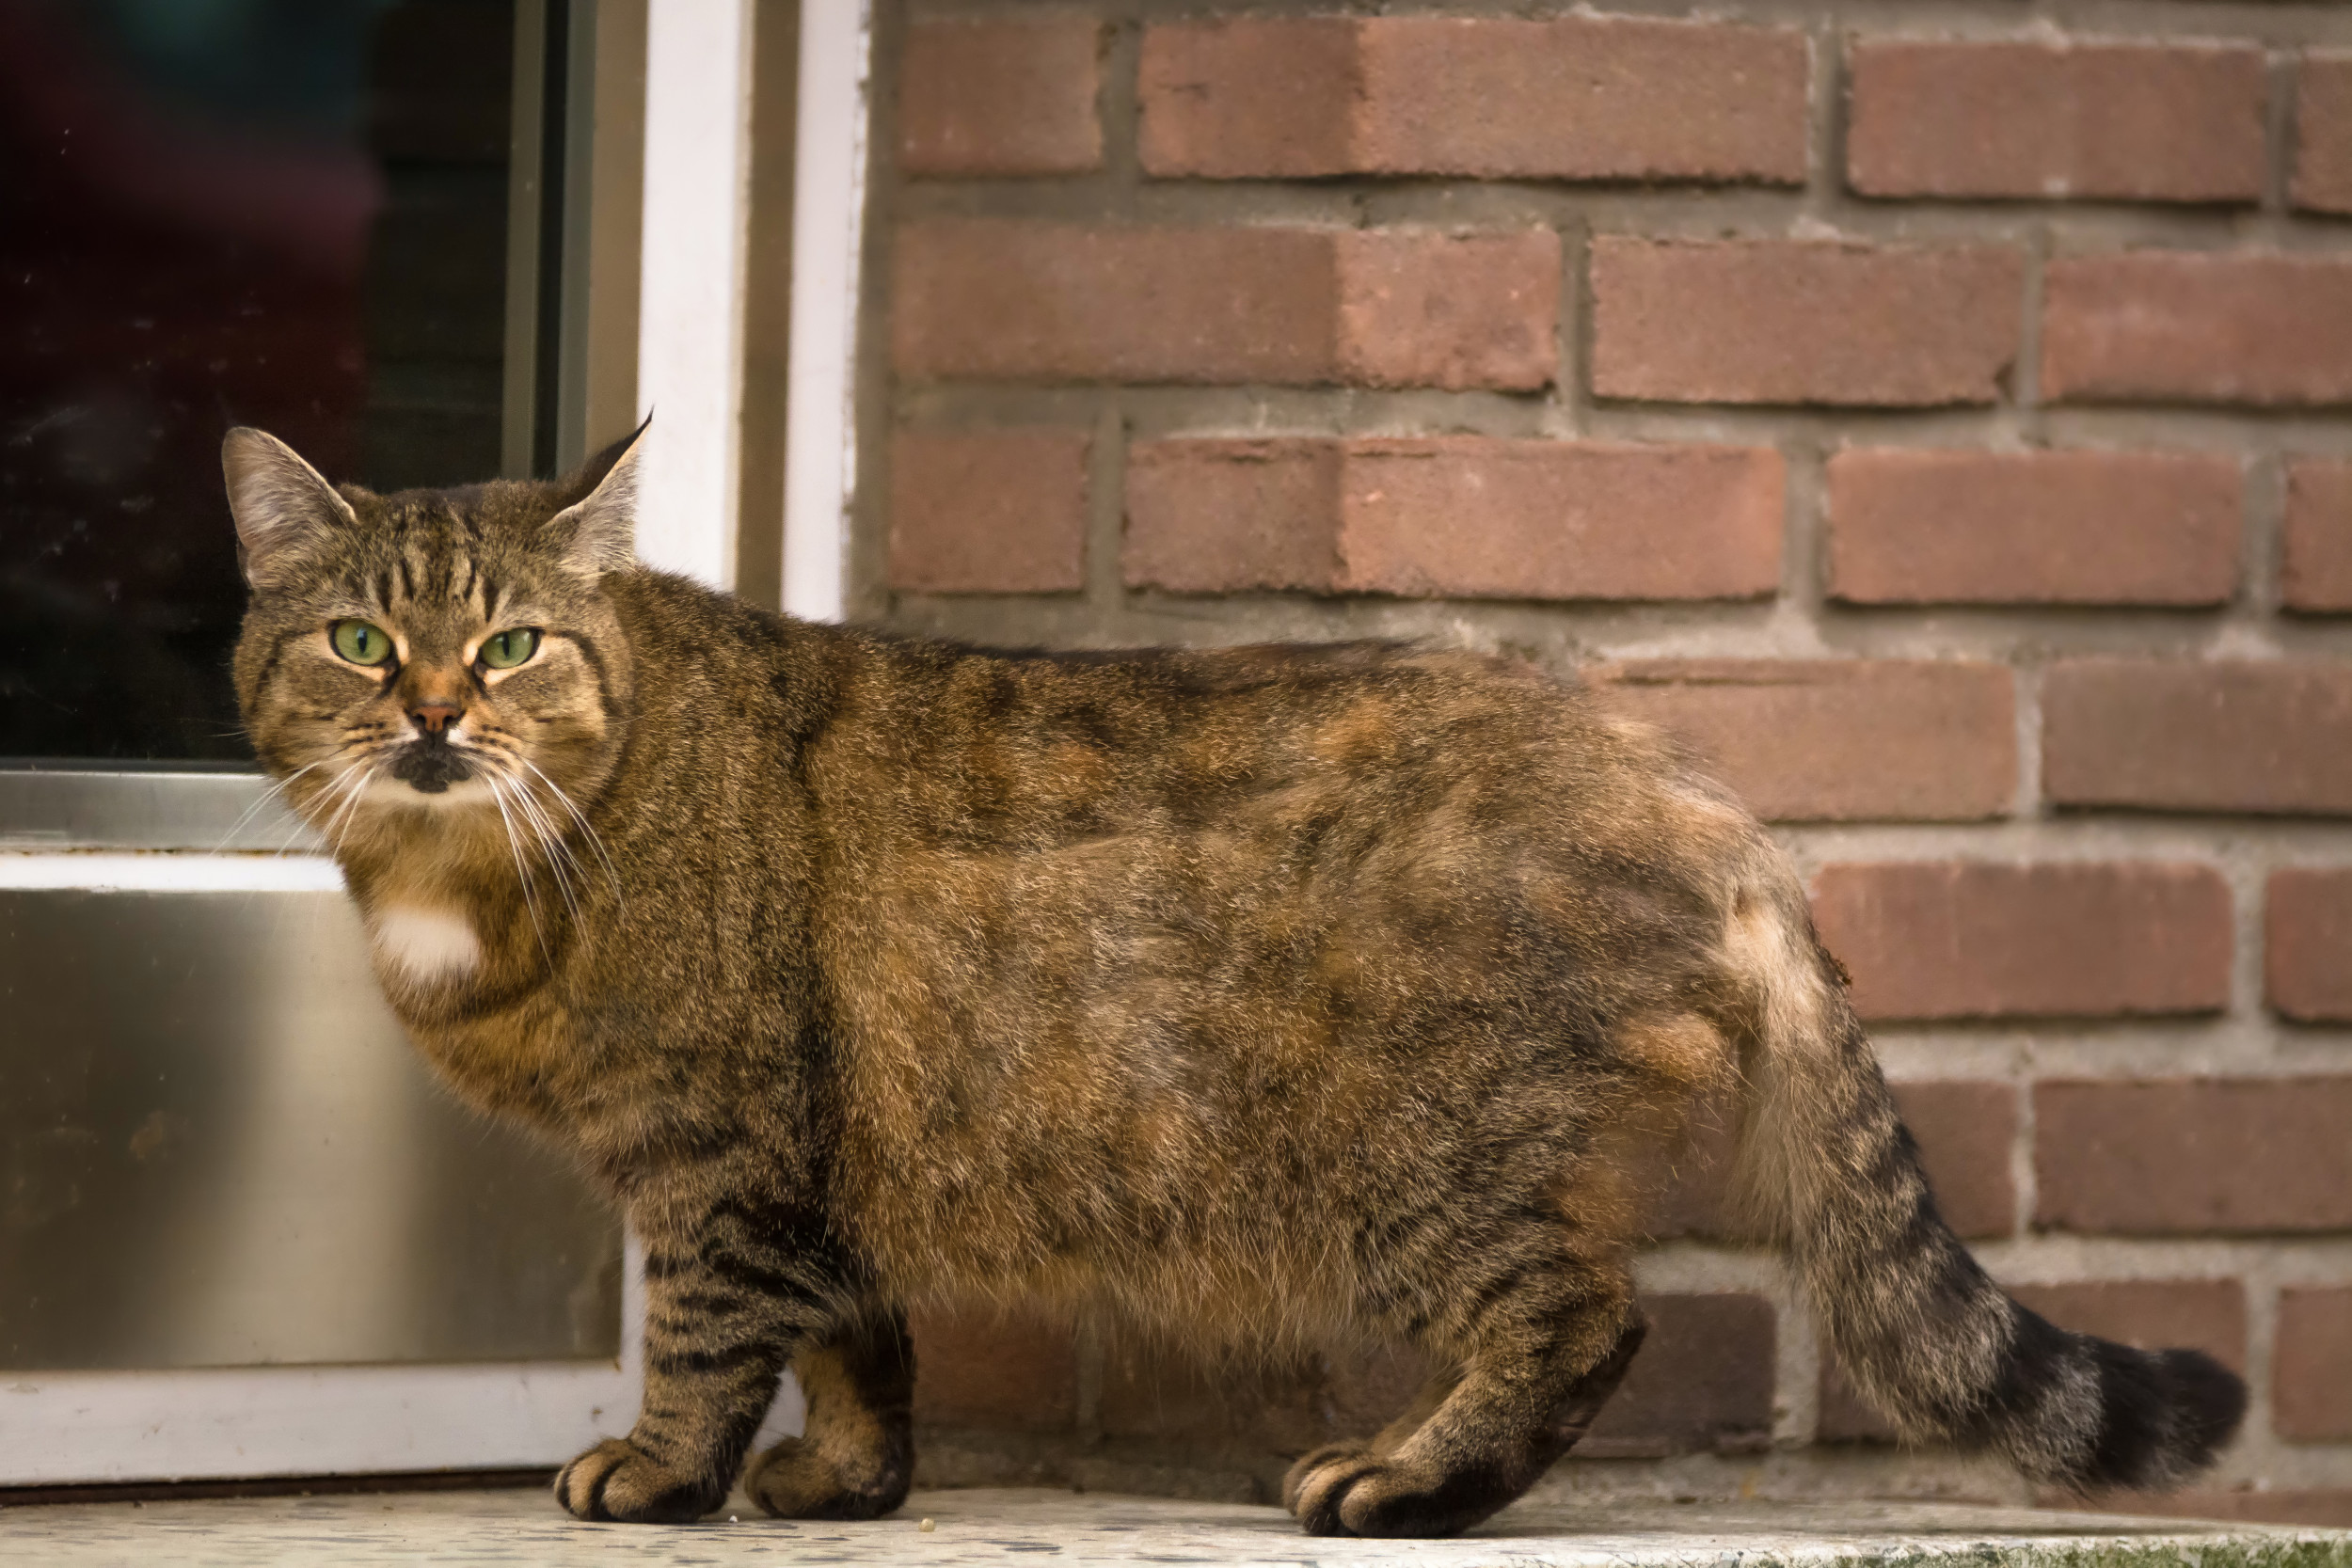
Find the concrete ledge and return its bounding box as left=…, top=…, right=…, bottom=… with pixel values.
left=5, top=1486, right=2349, bottom=1566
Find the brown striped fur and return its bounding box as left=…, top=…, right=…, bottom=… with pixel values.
left=226, top=426, right=2243, bottom=1535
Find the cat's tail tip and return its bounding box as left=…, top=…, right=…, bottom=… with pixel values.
left=2005, top=1324, right=2246, bottom=1495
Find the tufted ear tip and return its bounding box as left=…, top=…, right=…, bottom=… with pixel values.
left=548, top=419, right=646, bottom=578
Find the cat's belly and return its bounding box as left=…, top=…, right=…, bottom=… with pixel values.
left=835, top=1004, right=1589, bottom=1320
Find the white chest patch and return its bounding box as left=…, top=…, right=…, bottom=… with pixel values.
left=372, top=904, right=481, bottom=984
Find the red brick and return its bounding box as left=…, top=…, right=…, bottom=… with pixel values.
left=899, top=18, right=1103, bottom=177
left=1136, top=18, right=1368, bottom=179
left=1822, top=1276, right=2243, bottom=1445
left=1826, top=449, right=2241, bottom=606
left=2265, top=869, right=2352, bottom=1022
left=2042, top=253, right=2352, bottom=406
left=1123, top=438, right=1784, bottom=602
left=1895, top=1081, right=2020, bottom=1241
left=2009, top=1280, right=2248, bottom=1373
left=2033, top=1078, right=2352, bottom=1235
left=909, top=1303, right=1078, bottom=1432
left=2294, top=54, right=2352, bottom=215
left=888, top=431, right=1087, bottom=594
left=1588, top=660, right=2015, bottom=823
left=2042, top=659, right=2352, bottom=816
left=1335, top=440, right=1782, bottom=600
left=892, top=222, right=1557, bottom=388
left=895, top=222, right=1329, bottom=384
left=1585, top=1294, right=1775, bottom=1456
left=2055, top=1491, right=2352, bottom=1528
left=1590, top=240, right=2023, bottom=406
left=1123, top=440, right=1341, bottom=594
left=2275, top=1287, right=2352, bottom=1440
left=1812, top=863, right=2232, bottom=1022
left=1139, top=16, right=1807, bottom=184
left=1335, top=230, right=1559, bottom=392
left=1847, top=40, right=2265, bottom=203
left=2282, top=459, right=2352, bottom=613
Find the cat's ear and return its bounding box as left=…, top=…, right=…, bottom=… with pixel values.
left=547, top=416, right=647, bottom=578
left=222, top=427, right=358, bottom=590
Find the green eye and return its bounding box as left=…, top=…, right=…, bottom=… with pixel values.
left=479, top=627, right=541, bottom=670
left=331, top=620, right=392, bottom=666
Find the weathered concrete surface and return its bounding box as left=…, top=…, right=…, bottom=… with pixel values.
left=4, top=1486, right=2346, bottom=1567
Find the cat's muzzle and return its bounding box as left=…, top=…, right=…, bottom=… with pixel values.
left=391, top=736, right=477, bottom=794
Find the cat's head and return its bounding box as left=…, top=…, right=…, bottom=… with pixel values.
left=226, top=423, right=644, bottom=852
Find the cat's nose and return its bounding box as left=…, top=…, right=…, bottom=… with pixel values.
left=408, top=699, right=464, bottom=736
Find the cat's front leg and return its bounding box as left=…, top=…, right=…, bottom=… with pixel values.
left=555, top=1193, right=848, bottom=1524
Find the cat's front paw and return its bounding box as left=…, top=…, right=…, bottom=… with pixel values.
left=1282, top=1447, right=1499, bottom=1539
left=1281, top=1441, right=1373, bottom=1530
left=743, top=1433, right=910, bottom=1520
left=553, top=1436, right=725, bottom=1523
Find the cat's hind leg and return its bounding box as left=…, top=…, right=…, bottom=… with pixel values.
left=742, top=1307, right=915, bottom=1520
left=1283, top=1272, right=1645, bottom=1538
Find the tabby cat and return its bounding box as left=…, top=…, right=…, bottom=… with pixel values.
left=225, top=423, right=2243, bottom=1536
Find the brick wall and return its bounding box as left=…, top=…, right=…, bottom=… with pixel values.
left=851, top=0, right=2352, bottom=1528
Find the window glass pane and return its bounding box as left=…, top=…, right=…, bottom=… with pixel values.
left=0, top=0, right=518, bottom=764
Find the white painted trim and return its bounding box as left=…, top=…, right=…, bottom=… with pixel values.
left=0, top=853, right=344, bottom=893
left=633, top=0, right=755, bottom=589
left=780, top=0, right=873, bottom=624
left=0, top=1361, right=632, bottom=1485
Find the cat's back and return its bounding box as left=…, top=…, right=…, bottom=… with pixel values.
left=800, top=626, right=1749, bottom=1059
left=804, top=630, right=1719, bottom=859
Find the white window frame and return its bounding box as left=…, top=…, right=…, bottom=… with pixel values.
left=0, top=0, right=866, bottom=1485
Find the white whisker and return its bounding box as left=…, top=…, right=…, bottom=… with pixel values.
left=513, top=754, right=623, bottom=897
left=305, top=762, right=371, bottom=859
left=498, top=765, right=581, bottom=924
left=280, top=757, right=372, bottom=856
left=485, top=771, right=553, bottom=970
left=325, top=764, right=380, bottom=856
left=216, top=757, right=329, bottom=852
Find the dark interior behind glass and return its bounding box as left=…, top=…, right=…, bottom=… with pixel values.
left=1, top=0, right=520, bottom=763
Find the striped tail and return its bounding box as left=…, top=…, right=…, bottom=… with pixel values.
left=1722, top=868, right=2245, bottom=1492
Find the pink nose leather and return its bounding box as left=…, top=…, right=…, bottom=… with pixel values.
left=408, top=700, right=463, bottom=736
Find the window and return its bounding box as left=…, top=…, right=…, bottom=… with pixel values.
left=1, top=0, right=534, bottom=763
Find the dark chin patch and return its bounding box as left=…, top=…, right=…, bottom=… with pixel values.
left=392, top=741, right=475, bottom=794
